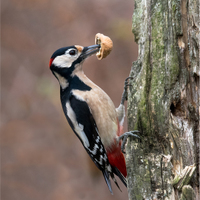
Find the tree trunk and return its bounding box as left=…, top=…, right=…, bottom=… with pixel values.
left=126, top=0, right=199, bottom=199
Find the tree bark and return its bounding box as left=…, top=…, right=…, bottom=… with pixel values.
left=126, top=0, right=199, bottom=199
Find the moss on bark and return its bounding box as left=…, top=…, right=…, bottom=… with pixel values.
left=126, top=0, right=199, bottom=199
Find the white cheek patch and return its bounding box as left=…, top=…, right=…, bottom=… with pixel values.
left=53, top=55, right=77, bottom=68
left=66, top=102, right=89, bottom=147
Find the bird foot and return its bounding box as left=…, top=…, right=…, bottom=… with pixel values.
left=118, top=131, right=140, bottom=154
left=120, top=77, right=133, bottom=105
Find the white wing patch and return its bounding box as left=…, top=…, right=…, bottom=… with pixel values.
left=66, top=97, right=111, bottom=172
left=66, top=101, right=89, bottom=147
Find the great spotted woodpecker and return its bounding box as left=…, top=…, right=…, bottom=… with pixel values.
left=49, top=44, right=139, bottom=194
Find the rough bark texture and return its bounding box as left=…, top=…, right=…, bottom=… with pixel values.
left=126, top=0, right=199, bottom=199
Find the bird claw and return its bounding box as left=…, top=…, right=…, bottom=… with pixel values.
left=118, top=131, right=140, bottom=154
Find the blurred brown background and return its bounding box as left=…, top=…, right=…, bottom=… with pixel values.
left=1, top=0, right=138, bottom=199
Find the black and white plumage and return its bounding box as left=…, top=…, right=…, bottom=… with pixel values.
left=49, top=44, right=128, bottom=194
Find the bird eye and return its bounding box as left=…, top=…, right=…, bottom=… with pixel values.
left=69, top=49, right=77, bottom=56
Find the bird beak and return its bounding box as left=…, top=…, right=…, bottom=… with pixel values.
left=80, top=44, right=100, bottom=60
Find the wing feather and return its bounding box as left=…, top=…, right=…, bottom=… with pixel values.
left=66, top=94, right=110, bottom=171
left=62, top=93, right=127, bottom=193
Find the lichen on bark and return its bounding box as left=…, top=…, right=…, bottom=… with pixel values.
left=126, top=0, right=199, bottom=199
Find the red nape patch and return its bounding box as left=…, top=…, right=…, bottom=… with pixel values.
left=107, top=146, right=127, bottom=177
left=49, top=58, right=54, bottom=67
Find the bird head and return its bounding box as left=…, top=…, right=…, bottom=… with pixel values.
left=49, top=44, right=100, bottom=77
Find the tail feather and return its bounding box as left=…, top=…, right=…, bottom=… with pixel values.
left=102, top=170, right=113, bottom=194
left=112, top=166, right=127, bottom=187
left=102, top=166, right=127, bottom=194
left=110, top=171, right=122, bottom=192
